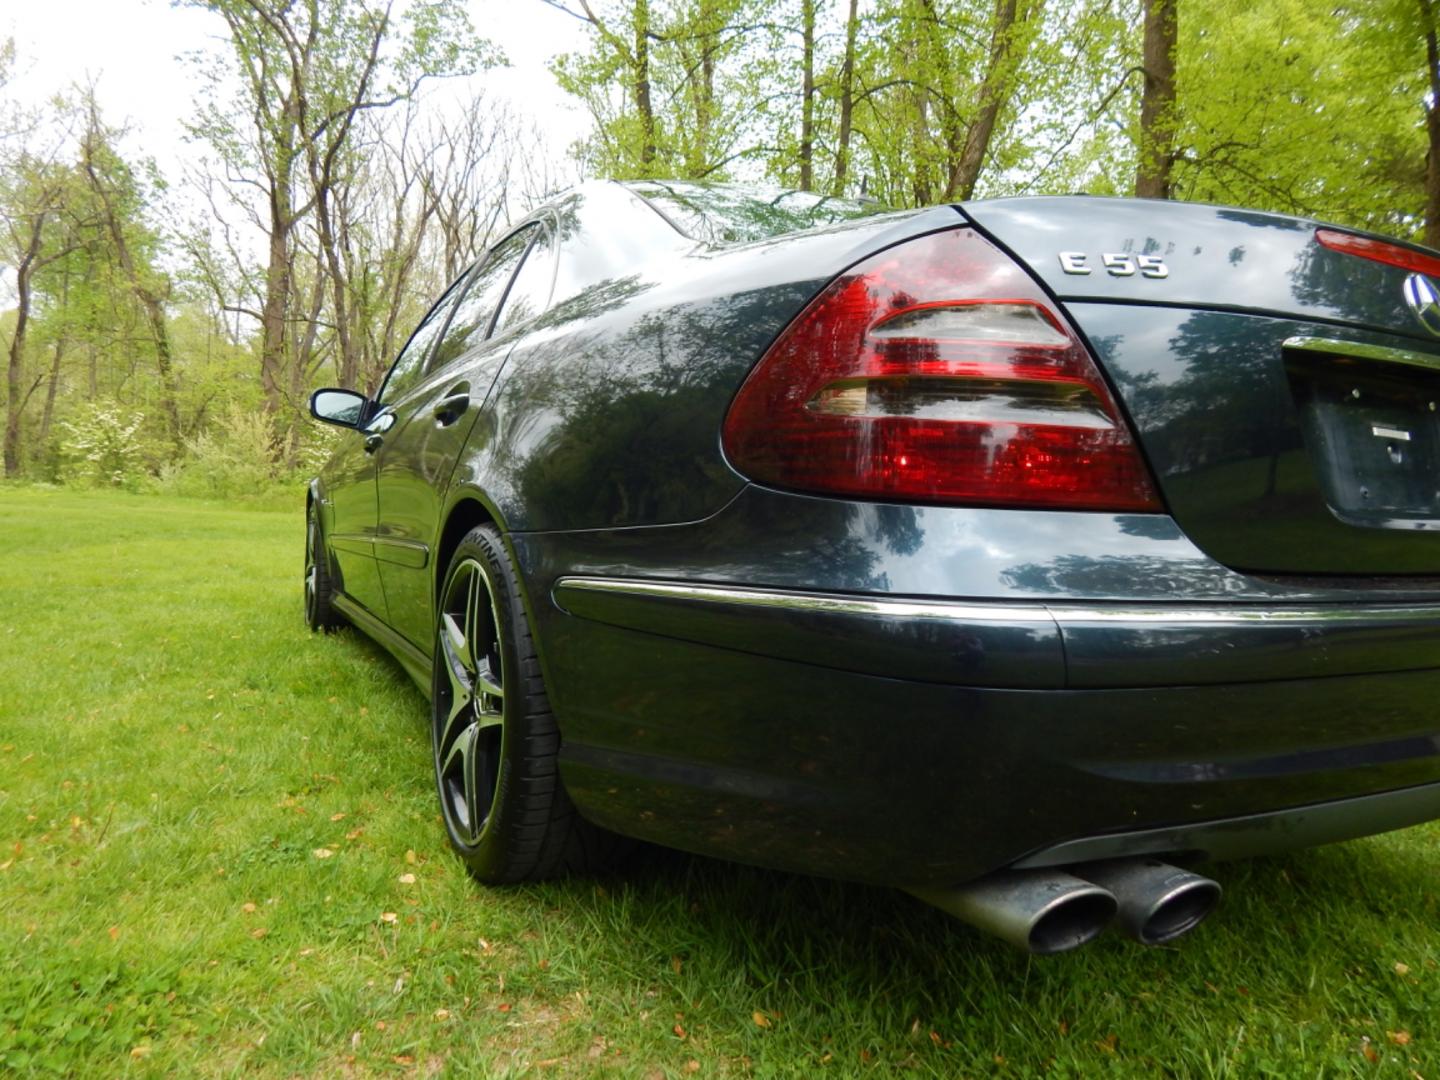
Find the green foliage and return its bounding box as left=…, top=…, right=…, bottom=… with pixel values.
left=1169, top=0, right=1427, bottom=237
left=152, top=404, right=340, bottom=504
left=551, top=0, right=1437, bottom=231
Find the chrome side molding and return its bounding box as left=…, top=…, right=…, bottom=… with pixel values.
left=554, top=575, right=1440, bottom=628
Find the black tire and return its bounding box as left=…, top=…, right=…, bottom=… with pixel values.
left=432, top=524, right=615, bottom=882
left=304, top=503, right=344, bottom=632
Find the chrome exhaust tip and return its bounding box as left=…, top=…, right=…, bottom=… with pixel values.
left=909, top=869, right=1118, bottom=955
left=1073, top=858, right=1221, bottom=945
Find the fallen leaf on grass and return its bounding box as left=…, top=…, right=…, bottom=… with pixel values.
left=498, top=1003, right=512, bottom=1013
left=130, top=1046, right=151, bottom=1059
left=405, top=849, right=418, bottom=865
left=241, top=902, right=257, bottom=914
left=1396, top=962, right=1412, bottom=976
left=684, top=1060, right=700, bottom=1073
left=251, top=928, right=268, bottom=939
left=1096, top=1033, right=1118, bottom=1054
left=313, top=848, right=334, bottom=859
left=1389, top=1031, right=1413, bottom=1046
left=673, top=1023, right=688, bottom=1040
left=434, top=1009, right=451, bottom=1021
left=398, top=873, right=416, bottom=885
left=1361, top=1038, right=1379, bottom=1064
left=752, top=1011, right=772, bottom=1029
left=108, top=926, right=119, bottom=941
left=330, top=812, right=347, bottom=821
left=380, top=912, right=398, bottom=924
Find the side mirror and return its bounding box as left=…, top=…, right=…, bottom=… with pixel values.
left=309, top=388, right=370, bottom=429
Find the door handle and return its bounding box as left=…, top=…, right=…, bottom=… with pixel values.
left=364, top=432, right=384, bottom=454
left=433, top=391, right=470, bottom=426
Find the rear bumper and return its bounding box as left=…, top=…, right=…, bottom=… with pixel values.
left=540, top=576, right=1440, bottom=885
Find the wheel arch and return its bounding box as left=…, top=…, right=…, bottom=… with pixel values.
left=434, top=492, right=504, bottom=608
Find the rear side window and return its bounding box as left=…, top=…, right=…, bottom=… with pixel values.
left=494, top=226, right=555, bottom=334
left=426, top=227, right=533, bottom=374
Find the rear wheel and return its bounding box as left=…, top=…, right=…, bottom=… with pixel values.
left=304, top=504, right=343, bottom=632
left=432, top=524, right=614, bottom=882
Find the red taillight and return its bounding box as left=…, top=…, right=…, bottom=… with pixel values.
left=721, top=228, right=1162, bottom=511
left=1315, top=227, right=1440, bottom=278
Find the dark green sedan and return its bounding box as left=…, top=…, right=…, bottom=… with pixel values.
left=306, top=181, right=1440, bottom=953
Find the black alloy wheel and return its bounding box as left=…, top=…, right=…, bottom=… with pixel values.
left=431, top=525, right=618, bottom=882
left=304, top=505, right=343, bottom=632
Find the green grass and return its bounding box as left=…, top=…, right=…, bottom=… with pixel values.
left=2, top=486, right=1439, bottom=1077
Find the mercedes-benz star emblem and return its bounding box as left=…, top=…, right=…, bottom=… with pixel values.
left=1403, top=273, right=1440, bottom=337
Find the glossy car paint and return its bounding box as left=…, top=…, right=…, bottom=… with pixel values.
left=962, top=197, right=1440, bottom=574
left=312, top=181, right=1440, bottom=889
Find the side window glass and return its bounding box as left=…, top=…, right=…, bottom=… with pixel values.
left=494, top=226, right=555, bottom=334
left=426, top=227, right=533, bottom=375
left=377, top=272, right=470, bottom=405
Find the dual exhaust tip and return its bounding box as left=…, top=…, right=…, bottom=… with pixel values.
left=910, top=858, right=1221, bottom=955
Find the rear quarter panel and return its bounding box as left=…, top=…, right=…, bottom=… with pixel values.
left=449, top=187, right=962, bottom=532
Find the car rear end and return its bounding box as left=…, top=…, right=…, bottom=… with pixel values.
left=525, top=193, right=1440, bottom=899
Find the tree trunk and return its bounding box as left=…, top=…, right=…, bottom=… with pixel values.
left=947, top=0, right=1022, bottom=201
left=1422, top=0, right=1440, bottom=248
left=259, top=191, right=294, bottom=417
left=635, top=0, right=657, bottom=169
left=4, top=219, right=45, bottom=477
left=38, top=268, right=70, bottom=451
left=832, top=0, right=860, bottom=195
left=1135, top=0, right=1178, bottom=199
left=82, top=128, right=184, bottom=449
left=799, top=0, right=816, bottom=191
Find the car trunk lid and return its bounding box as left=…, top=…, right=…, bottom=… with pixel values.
left=961, top=196, right=1440, bottom=575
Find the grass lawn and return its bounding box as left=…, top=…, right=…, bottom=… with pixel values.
left=2, top=486, right=1439, bottom=1077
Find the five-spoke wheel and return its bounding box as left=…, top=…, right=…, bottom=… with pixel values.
left=431, top=524, right=618, bottom=882
left=434, top=555, right=506, bottom=845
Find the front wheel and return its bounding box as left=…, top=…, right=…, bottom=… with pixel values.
left=432, top=524, right=615, bottom=882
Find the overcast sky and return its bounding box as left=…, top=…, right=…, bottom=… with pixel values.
left=2, top=0, right=592, bottom=182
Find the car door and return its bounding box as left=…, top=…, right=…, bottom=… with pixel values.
left=371, top=222, right=554, bottom=650
left=327, top=271, right=473, bottom=622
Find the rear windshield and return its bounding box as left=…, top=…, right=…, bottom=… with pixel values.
left=625, top=180, right=879, bottom=245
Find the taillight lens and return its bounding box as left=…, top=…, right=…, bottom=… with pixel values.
left=721, top=228, right=1162, bottom=511
left=1315, top=227, right=1440, bottom=278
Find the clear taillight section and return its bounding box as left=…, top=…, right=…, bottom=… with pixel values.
left=721, top=228, right=1162, bottom=511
